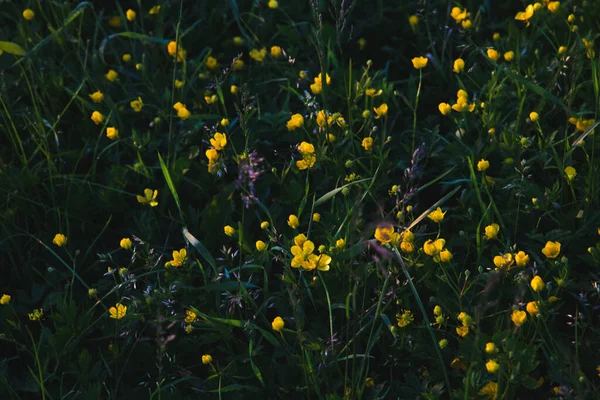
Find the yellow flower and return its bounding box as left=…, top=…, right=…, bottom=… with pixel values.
left=307, top=253, right=332, bottom=271
left=373, top=103, right=388, bottom=119
left=479, top=382, right=498, bottom=399
left=374, top=224, right=394, bottom=244
left=136, top=188, right=159, bottom=207
left=529, top=111, right=539, bottom=122
left=272, top=316, right=285, bottom=332
left=477, top=159, right=490, bottom=172
left=493, top=32, right=500, bottom=40
left=210, top=132, right=227, bottom=151
left=312, top=213, right=321, bottom=222
left=288, top=214, right=299, bottom=229
left=504, top=51, right=515, bottom=62
left=135, top=63, right=143, bottom=70
left=409, top=15, right=419, bottom=26
left=484, top=223, right=500, bottom=240
left=547, top=1, right=560, bottom=13
left=557, top=46, right=567, bottom=55
left=296, top=154, right=316, bottom=170
left=486, top=360, right=500, bottom=374
left=461, top=19, right=472, bottom=29
left=167, top=41, right=186, bottom=62
left=233, top=36, right=244, bottom=46
left=130, top=97, right=143, bottom=112
left=526, top=301, right=540, bottom=316
left=290, top=240, right=315, bottom=269
left=268, top=0, right=278, bottom=9
left=260, top=221, right=270, bottom=230
left=365, top=377, right=375, bottom=388
left=453, top=58, right=465, bottom=73
left=205, top=56, right=218, bottom=70
left=396, top=309, right=414, bottom=327
left=439, top=249, right=453, bottom=263
left=202, top=354, right=213, bottom=364
left=230, top=85, right=238, bottom=94
left=122, top=53, right=132, bottom=62
left=167, top=248, right=187, bottom=268
left=23, top=9, right=35, bottom=21
left=515, top=4, right=535, bottom=24
left=450, top=7, right=469, bottom=23
left=456, top=324, right=469, bottom=337
left=205, top=94, right=217, bottom=104
left=366, top=88, right=383, bottom=97
left=493, top=253, right=513, bottom=269
left=485, top=342, right=497, bottom=354
left=438, top=102, right=452, bottom=115
left=89, top=90, right=104, bottom=103
left=487, top=48, right=500, bottom=62
left=126, top=9, right=136, bottom=21
left=224, top=225, right=236, bottom=237
left=184, top=310, right=198, bottom=323
left=298, top=142, right=315, bottom=155
left=91, top=111, right=105, bottom=125
left=286, top=114, right=304, bottom=131
left=256, top=240, right=267, bottom=252
left=427, top=207, right=446, bottom=223
left=439, top=339, right=448, bottom=348
left=564, top=166, right=576, bottom=182
left=511, top=309, right=527, bottom=327
left=28, top=309, right=43, bottom=321
left=531, top=275, right=545, bottom=292
left=542, top=241, right=561, bottom=258
left=1, top=294, right=12, bottom=304
left=514, top=251, right=530, bottom=267
left=206, top=149, right=219, bottom=172
left=362, top=137, right=374, bottom=151
left=249, top=48, right=267, bottom=62
left=53, top=233, right=68, bottom=247
left=336, top=238, right=345, bottom=249
left=175, top=79, right=184, bottom=88
left=271, top=46, right=282, bottom=58
left=568, top=117, right=595, bottom=133
left=109, top=303, right=127, bottom=319
left=411, top=56, right=428, bottom=69
left=233, top=59, right=244, bottom=70
left=423, top=239, right=446, bottom=256
left=120, top=238, right=133, bottom=250
left=400, top=241, right=415, bottom=253
left=149, top=5, right=161, bottom=15
left=106, top=69, right=118, bottom=82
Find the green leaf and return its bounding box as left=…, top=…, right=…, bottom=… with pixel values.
left=158, top=152, right=184, bottom=222
left=314, top=178, right=370, bottom=207
left=182, top=227, right=217, bottom=270
left=0, top=41, right=26, bottom=56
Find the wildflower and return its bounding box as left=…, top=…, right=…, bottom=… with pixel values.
left=461, top=19, right=472, bottom=29
left=484, top=223, right=500, bottom=240
left=438, top=102, right=452, bottom=115
left=439, top=339, right=448, bottom=349
left=210, top=132, right=227, bottom=151
left=547, top=1, right=560, bottom=13
left=109, top=303, right=127, bottom=319
left=249, top=48, right=267, bottom=62
left=526, top=301, right=540, bottom=316
left=365, top=377, right=375, bottom=388
left=291, top=239, right=314, bottom=269
left=296, top=154, right=316, bottom=170
left=310, top=73, right=331, bottom=94
left=23, top=8, right=36, bottom=21
left=205, top=94, right=217, bottom=104
left=173, top=102, right=191, bottom=120
left=515, top=4, right=535, bottom=25
left=409, top=15, right=419, bottom=26
left=29, top=309, right=43, bottom=321
left=288, top=215, right=299, bottom=229
left=411, top=56, right=428, bottom=69
left=453, top=58, right=465, bottom=73
left=427, top=207, right=446, bottom=223
left=224, top=225, right=236, bottom=236
left=456, top=324, right=469, bottom=337
left=568, top=117, right=595, bottom=133
left=125, top=9, right=135, bottom=21
left=558, top=46, right=567, bottom=55
left=91, top=111, right=105, bottom=125
left=233, top=59, right=244, bottom=70
left=185, top=310, right=198, bottom=323
left=166, top=248, right=187, bottom=268
left=564, top=166, right=576, bottom=182
left=493, top=32, right=501, bottom=40
left=486, top=360, right=500, bottom=374
left=120, top=53, right=132, bottom=63
left=106, top=69, right=118, bottom=81
left=373, top=103, right=388, bottom=119
left=149, top=5, right=161, bottom=15
left=205, top=56, right=218, bottom=70
left=89, top=90, right=104, bottom=103
left=477, top=159, right=490, bottom=172
left=230, top=85, right=238, bottom=94
left=53, top=233, right=68, bottom=247
left=120, top=238, right=133, bottom=250
left=362, top=137, right=374, bottom=151
left=130, top=97, right=143, bottom=112
left=485, top=342, right=497, bottom=354
left=271, top=46, right=282, bottom=58
left=487, top=48, right=500, bottom=62
left=167, top=41, right=186, bottom=62
left=260, top=221, right=270, bottom=230
left=514, top=251, right=530, bottom=267
left=396, top=310, right=414, bottom=327
left=511, top=309, right=527, bottom=327
left=374, top=224, right=394, bottom=244
left=137, top=189, right=158, bottom=207
left=493, top=253, right=514, bottom=269
left=135, top=63, right=143, bottom=70
left=307, top=253, right=332, bottom=271
left=366, top=88, right=383, bottom=97
left=202, top=354, right=213, bottom=364
left=423, top=239, right=445, bottom=256
left=400, top=241, right=415, bottom=253
left=336, top=238, right=345, bottom=249
left=256, top=240, right=267, bottom=252
left=312, top=213, right=321, bottom=222
left=479, top=382, right=498, bottom=399
left=450, top=7, right=469, bottom=23
left=504, top=51, right=515, bottom=61
left=88, top=288, right=97, bottom=297
left=268, top=0, right=278, bottom=9
left=174, top=79, right=184, bottom=88
left=271, top=316, right=285, bottom=332
left=529, top=111, right=539, bottom=122
left=439, top=249, right=453, bottom=262
left=531, top=275, right=545, bottom=292
left=206, top=149, right=219, bottom=172
left=362, top=110, right=371, bottom=119
left=286, top=114, right=304, bottom=131
left=1, top=294, right=11, bottom=305
left=542, top=241, right=561, bottom=258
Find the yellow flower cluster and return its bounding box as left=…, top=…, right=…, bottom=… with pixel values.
left=310, top=73, right=331, bottom=95
left=450, top=6, right=472, bottom=29
left=290, top=234, right=332, bottom=271
left=296, top=141, right=316, bottom=170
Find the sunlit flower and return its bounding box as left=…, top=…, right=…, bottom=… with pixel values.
left=120, top=238, right=133, bottom=250
left=126, top=9, right=136, bottom=21
left=185, top=310, right=198, bottom=323
left=106, top=69, right=118, bottom=81
left=362, top=137, right=374, bottom=151
left=486, top=360, right=500, bottom=374
left=529, top=111, right=539, bottom=122
left=312, top=213, right=321, bottom=222
left=438, top=103, right=452, bottom=115
left=136, top=188, right=159, bottom=207
left=484, top=223, right=500, bottom=240
left=291, top=239, right=314, bottom=269
left=423, top=239, right=446, bottom=256
left=373, top=103, right=388, bottom=119
left=336, top=238, right=345, bottom=249
left=202, top=354, right=213, bottom=364
left=568, top=117, right=595, bottom=133
left=166, top=248, right=187, bottom=268
left=366, top=88, right=383, bottom=97
left=453, top=58, right=465, bottom=73
left=288, top=214, right=299, bottom=229
left=286, top=114, right=304, bottom=131
left=210, top=132, right=227, bottom=151
left=0, top=294, right=11, bottom=305
left=130, top=97, right=143, bottom=112
left=531, top=275, right=545, bottom=292
left=477, top=159, right=490, bottom=172
left=400, top=241, right=415, bottom=253
left=515, top=4, right=535, bottom=26
left=411, top=56, right=428, bottom=69
left=514, top=251, right=530, bottom=267
left=261, top=221, right=270, bottom=230
left=374, top=224, right=394, bottom=244
left=89, top=90, right=104, bottom=103
left=503, top=51, right=515, bottom=62
left=206, top=149, right=219, bottom=172
left=91, top=111, right=105, bottom=125
left=542, top=241, right=561, bottom=258
left=485, top=342, right=497, bottom=354
left=526, top=301, right=540, bottom=317
left=511, top=309, right=527, bottom=327
left=53, top=233, right=68, bottom=247
left=224, top=225, right=236, bottom=237
left=109, top=303, right=127, bottom=319
left=493, top=253, right=513, bottom=269
left=439, top=249, right=453, bottom=262
left=557, top=45, right=567, bottom=55
left=256, top=240, right=267, bottom=252
left=427, top=207, right=446, bottom=223
left=547, top=1, right=560, bottom=13
left=268, top=0, right=278, bottom=9
left=310, top=73, right=331, bottom=94
left=272, top=316, right=284, bottom=332
left=167, top=41, right=186, bottom=62
left=23, top=9, right=35, bottom=20
left=487, top=48, right=500, bottom=62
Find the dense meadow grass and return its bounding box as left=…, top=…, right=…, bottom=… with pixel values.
left=1, top=0, right=600, bottom=398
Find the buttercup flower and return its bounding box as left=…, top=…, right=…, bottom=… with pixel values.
left=286, top=114, right=304, bottom=131
left=484, top=223, right=500, bottom=240
left=260, top=221, right=270, bottom=229
left=564, top=166, right=576, bottom=182
left=511, top=310, right=527, bottom=327
left=493, top=253, right=514, bottom=269
left=486, top=360, right=500, bottom=374
left=366, top=88, right=383, bottom=97
left=205, top=56, right=218, bottom=70
left=312, top=213, right=321, bottom=222
left=558, top=46, right=567, bottom=55
left=206, top=149, right=219, bottom=172
left=477, top=159, right=490, bottom=172
left=23, top=9, right=35, bottom=20
left=184, top=310, right=198, bottom=323
left=411, top=56, right=428, bottom=69
left=526, top=301, right=540, bottom=316
left=167, top=41, right=186, bottom=62
left=427, top=207, right=446, bottom=223
left=485, top=342, right=497, bottom=354
left=106, top=127, right=119, bottom=140
left=126, top=9, right=136, bottom=21
left=210, top=132, right=227, bottom=151
left=423, top=239, right=446, bottom=256
left=451, top=7, right=469, bottom=23
left=373, top=103, right=388, bottom=119
left=487, top=48, right=500, bottom=62
left=396, top=309, right=414, bottom=327
left=529, top=111, right=539, bottom=122
left=531, top=275, right=545, bottom=292
left=130, top=97, right=143, bottom=112
left=480, top=382, right=498, bottom=398
left=249, top=48, right=267, bottom=62
left=109, top=303, right=127, bottom=319
left=438, top=103, right=452, bottom=115
left=439, top=249, right=453, bottom=262
left=504, top=51, right=515, bottom=62
left=256, top=240, right=267, bottom=252
left=291, top=239, right=314, bottom=269
left=29, top=309, right=43, bottom=321
left=89, top=90, right=104, bottom=103
left=91, top=111, right=105, bottom=125
left=166, top=248, right=187, bottom=267
left=336, top=238, right=345, bottom=249
left=268, top=0, right=278, bottom=9
left=288, top=215, right=299, bottom=229
left=149, top=5, right=161, bottom=15
left=409, top=15, right=419, bottom=26
left=224, top=225, right=236, bottom=236
left=453, top=58, right=465, bottom=73
left=120, top=238, right=133, bottom=250
left=270, top=46, right=282, bottom=58
left=542, top=241, right=561, bottom=258
left=362, top=137, right=374, bottom=151
left=202, top=354, right=213, bottom=364
left=309, top=73, right=331, bottom=94
left=137, top=189, right=158, bottom=207
left=1, top=294, right=12, bottom=304
left=547, top=1, right=560, bottom=13
left=514, top=251, right=530, bottom=267
left=53, top=233, right=67, bottom=247
left=374, top=224, right=394, bottom=244
left=106, top=69, right=118, bottom=82
left=272, top=316, right=285, bottom=332
left=515, top=4, right=535, bottom=25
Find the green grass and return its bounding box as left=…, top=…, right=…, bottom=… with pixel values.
left=1, top=0, right=600, bottom=398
